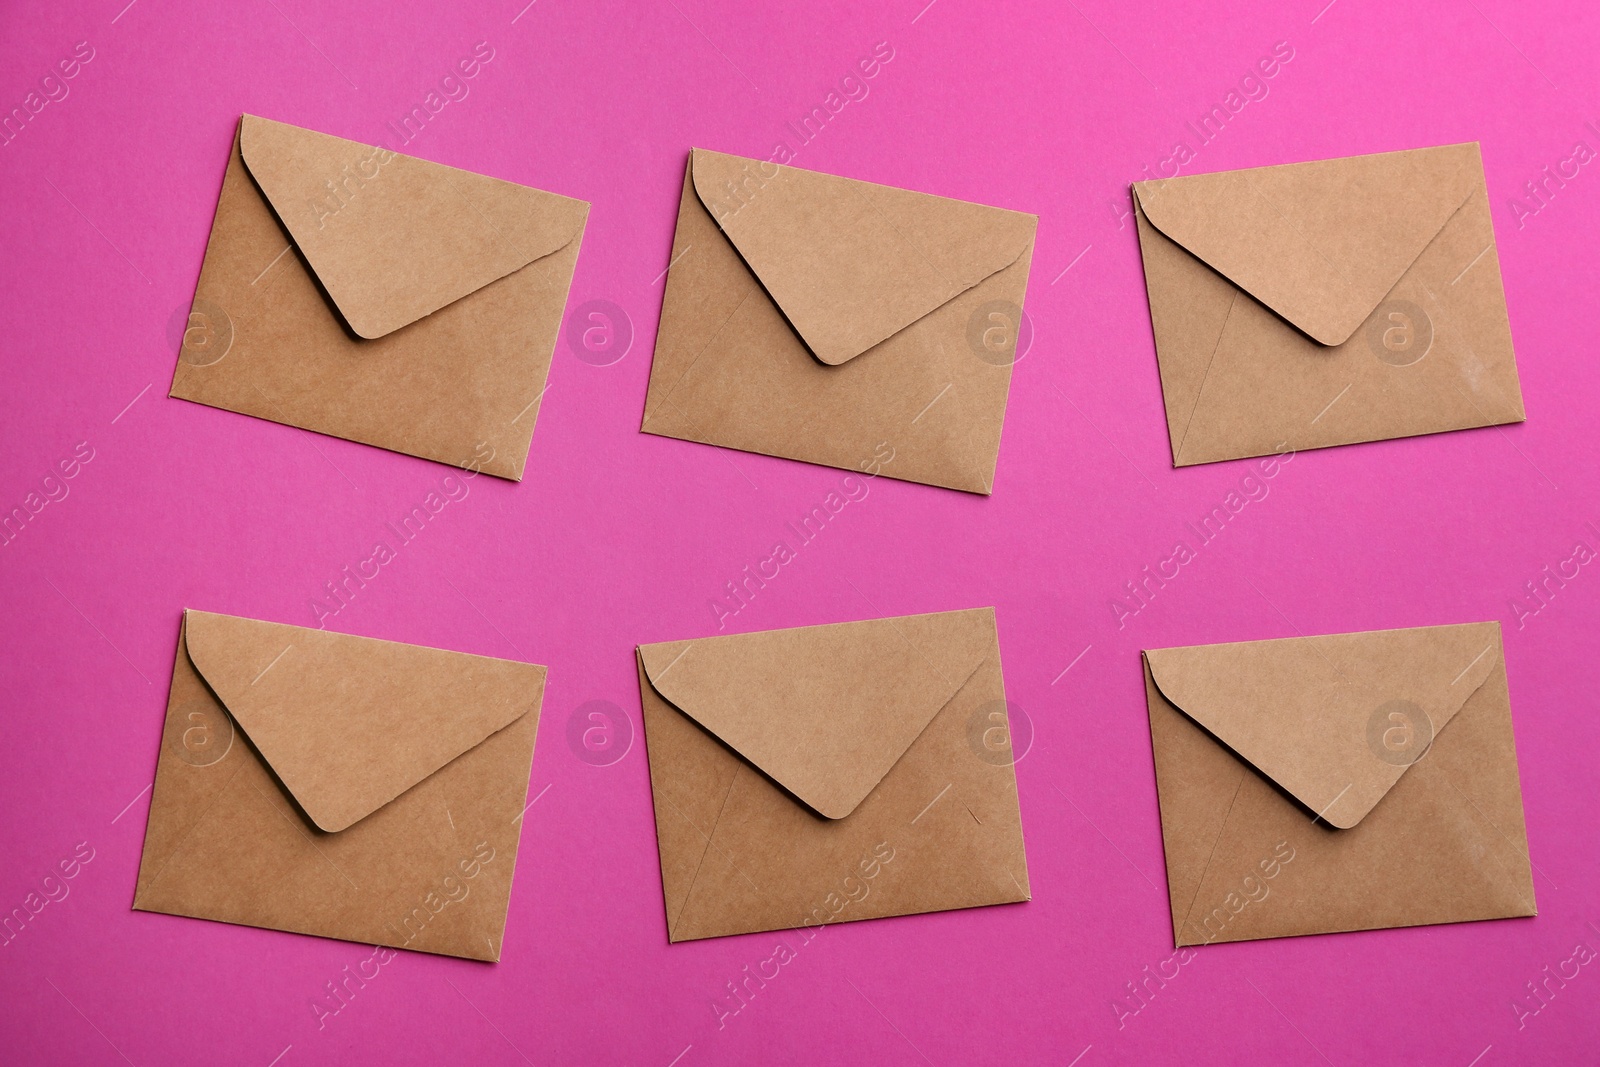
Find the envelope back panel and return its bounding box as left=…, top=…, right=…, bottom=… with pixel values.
left=690, top=149, right=1035, bottom=365
left=637, top=619, right=1030, bottom=942
left=238, top=115, right=584, bottom=340
left=1136, top=145, right=1481, bottom=346
left=643, top=156, right=1035, bottom=495
left=1145, top=653, right=1535, bottom=946
left=171, top=132, right=583, bottom=480
left=133, top=619, right=540, bottom=961
left=1134, top=150, right=1524, bottom=467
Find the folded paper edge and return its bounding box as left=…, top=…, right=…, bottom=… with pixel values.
left=180, top=608, right=535, bottom=832
left=636, top=614, right=994, bottom=820
left=1142, top=629, right=1501, bottom=829
left=688, top=148, right=1035, bottom=365
left=635, top=642, right=865, bottom=819
left=132, top=888, right=507, bottom=961
left=237, top=114, right=590, bottom=340
left=1131, top=144, right=1481, bottom=347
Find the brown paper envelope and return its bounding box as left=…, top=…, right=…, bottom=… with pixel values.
left=637, top=608, right=1030, bottom=942
left=133, top=610, right=546, bottom=961
left=170, top=115, right=589, bottom=480
left=1133, top=143, right=1525, bottom=466
left=642, top=150, right=1038, bottom=494
left=1144, top=622, right=1536, bottom=946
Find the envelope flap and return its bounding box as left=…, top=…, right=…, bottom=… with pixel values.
left=690, top=149, right=1036, bottom=365
left=239, top=115, right=589, bottom=339
left=1133, top=143, right=1480, bottom=346
left=182, top=610, right=545, bottom=832
left=1144, top=622, right=1502, bottom=828
left=639, top=609, right=996, bottom=819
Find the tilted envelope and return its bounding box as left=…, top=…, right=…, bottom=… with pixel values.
left=1133, top=143, right=1525, bottom=466
left=637, top=608, right=1030, bottom=942
left=1144, top=622, right=1535, bottom=946
left=133, top=610, right=545, bottom=961
left=171, top=115, right=589, bottom=479
left=643, top=150, right=1038, bottom=494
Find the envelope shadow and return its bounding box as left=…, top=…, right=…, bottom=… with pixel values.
left=647, top=682, right=835, bottom=826
left=239, top=163, right=369, bottom=347
left=1150, top=683, right=1348, bottom=839
left=186, top=661, right=343, bottom=837
left=1184, top=248, right=1343, bottom=357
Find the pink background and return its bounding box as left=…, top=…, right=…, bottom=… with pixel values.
left=3, top=0, right=1598, bottom=1063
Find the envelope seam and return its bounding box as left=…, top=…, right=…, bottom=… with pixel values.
left=437, top=168, right=533, bottom=264
left=813, top=646, right=993, bottom=818
left=862, top=244, right=1032, bottom=369
left=1334, top=637, right=1500, bottom=824
left=1383, top=195, right=1513, bottom=421
left=1435, top=770, right=1539, bottom=912
left=648, top=289, right=754, bottom=420
left=247, top=778, right=362, bottom=892
left=848, top=179, right=956, bottom=291
left=1416, top=251, right=1526, bottom=426
left=839, top=212, right=1031, bottom=364
left=1172, top=291, right=1236, bottom=464
left=1175, top=765, right=1245, bottom=941
left=669, top=768, right=741, bottom=939
left=135, top=759, right=251, bottom=900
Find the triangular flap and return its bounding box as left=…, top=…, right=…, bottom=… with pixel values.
left=239, top=115, right=589, bottom=339
left=1144, top=622, right=1501, bottom=829
left=1133, top=143, right=1481, bottom=346
left=690, top=149, right=1036, bottom=365
left=182, top=610, right=545, bottom=832
left=639, top=609, right=997, bottom=819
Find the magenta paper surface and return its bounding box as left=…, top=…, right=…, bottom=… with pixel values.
left=3, top=0, right=1598, bottom=1063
